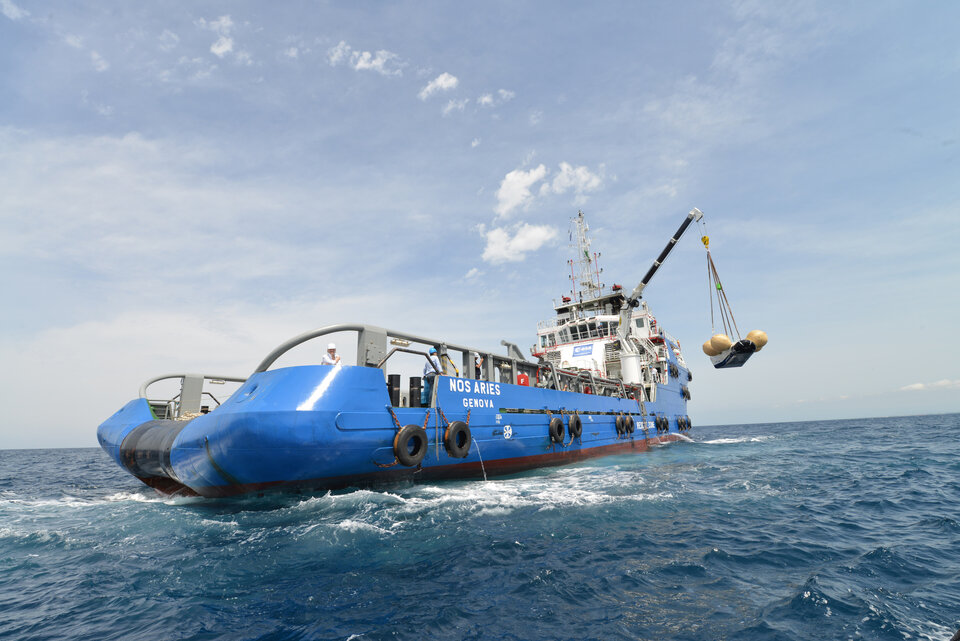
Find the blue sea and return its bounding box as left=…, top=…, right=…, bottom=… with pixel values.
left=2, top=415, right=959, bottom=641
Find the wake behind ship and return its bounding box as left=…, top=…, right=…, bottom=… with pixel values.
left=98, top=209, right=727, bottom=498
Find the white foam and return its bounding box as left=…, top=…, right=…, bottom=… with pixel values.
left=912, top=621, right=954, bottom=641
left=700, top=435, right=773, bottom=445
left=0, top=491, right=167, bottom=510
left=317, top=468, right=675, bottom=532
left=105, top=491, right=165, bottom=503
left=336, top=519, right=393, bottom=535
left=212, top=464, right=678, bottom=535
left=199, top=518, right=239, bottom=528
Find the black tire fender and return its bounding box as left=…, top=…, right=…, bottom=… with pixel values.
left=394, top=424, right=428, bottom=467
left=625, top=415, right=635, bottom=434
left=615, top=415, right=625, bottom=435
left=568, top=413, right=582, bottom=438
left=549, top=417, right=565, bottom=444
left=444, top=421, right=471, bottom=458
left=657, top=416, right=667, bottom=433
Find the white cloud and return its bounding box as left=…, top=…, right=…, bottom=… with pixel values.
left=495, top=164, right=548, bottom=218
left=478, top=89, right=515, bottom=108
left=80, top=90, right=113, bottom=116
left=327, top=41, right=350, bottom=65
left=529, top=110, right=543, bottom=125
left=196, top=15, right=250, bottom=64
left=284, top=47, right=299, bottom=59
left=210, top=36, right=234, bottom=58
left=471, top=138, right=481, bottom=148
left=464, top=267, right=481, bottom=280
left=442, top=98, right=469, bottom=116
left=418, top=72, right=458, bottom=100
left=899, top=379, right=960, bottom=392
left=352, top=50, right=400, bottom=74
left=1, top=0, right=28, bottom=21
left=64, top=34, right=83, bottom=49
left=158, top=30, right=180, bottom=52
left=326, top=41, right=402, bottom=76
left=169, top=56, right=218, bottom=82
left=197, top=15, right=234, bottom=36
left=539, top=162, right=605, bottom=204
left=90, top=51, right=110, bottom=72
left=482, top=224, right=558, bottom=264
left=494, top=161, right=605, bottom=216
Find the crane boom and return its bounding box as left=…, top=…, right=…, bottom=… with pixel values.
left=617, top=207, right=703, bottom=356
left=626, top=207, right=704, bottom=305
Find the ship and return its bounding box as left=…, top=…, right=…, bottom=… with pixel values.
left=97, top=209, right=704, bottom=498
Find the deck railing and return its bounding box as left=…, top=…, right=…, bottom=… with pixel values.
left=139, top=373, right=247, bottom=419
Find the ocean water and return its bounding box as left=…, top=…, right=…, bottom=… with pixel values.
left=2, top=415, right=959, bottom=641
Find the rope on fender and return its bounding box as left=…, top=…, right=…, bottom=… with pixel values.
left=386, top=405, right=403, bottom=430
left=376, top=406, right=431, bottom=468
left=560, top=408, right=575, bottom=447
left=435, top=406, right=472, bottom=459
left=437, top=406, right=451, bottom=428
left=423, top=408, right=436, bottom=460
left=376, top=405, right=404, bottom=468
left=545, top=407, right=569, bottom=449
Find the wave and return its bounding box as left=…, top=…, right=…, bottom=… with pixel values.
left=0, top=526, right=77, bottom=546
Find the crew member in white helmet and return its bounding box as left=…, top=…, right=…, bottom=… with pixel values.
left=321, top=343, right=341, bottom=366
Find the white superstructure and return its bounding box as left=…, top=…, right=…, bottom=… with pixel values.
left=530, top=211, right=690, bottom=400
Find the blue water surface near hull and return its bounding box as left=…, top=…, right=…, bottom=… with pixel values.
left=2, top=414, right=959, bottom=640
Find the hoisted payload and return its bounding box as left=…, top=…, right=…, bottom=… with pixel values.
left=698, top=226, right=767, bottom=369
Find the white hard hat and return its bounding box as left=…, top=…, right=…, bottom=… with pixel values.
left=327, top=343, right=336, bottom=350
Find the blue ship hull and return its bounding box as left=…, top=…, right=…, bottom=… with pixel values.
left=98, top=363, right=691, bottom=498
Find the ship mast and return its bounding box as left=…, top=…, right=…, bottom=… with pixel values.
left=568, top=210, right=603, bottom=304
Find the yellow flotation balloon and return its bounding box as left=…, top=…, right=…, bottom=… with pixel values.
left=746, top=330, right=768, bottom=351
left=710, top=334, right=732, bottom=352
left=702, top=340, right=721, bottom=356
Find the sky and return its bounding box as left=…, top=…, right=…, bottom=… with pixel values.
left=1, top=1, right=958, bottom=449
